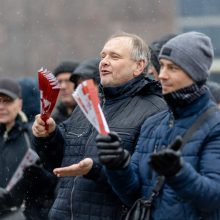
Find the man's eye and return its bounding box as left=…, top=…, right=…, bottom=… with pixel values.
left=172, top=67, right=178, bottom=71
left=0, top=98, right=13, bottom=104
left=58, top=80, right=70, bottom=84
left=112, top=56, right=119, bottom=59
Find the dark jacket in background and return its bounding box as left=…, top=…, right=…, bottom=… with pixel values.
left=0, top=112, right=56, bottom=220
left=33, top=75, right=167, bottom=220
left=52, top=101, right=71, bottom=125
left=18, top=77, right=40, bottom=123
left=0, top=113, right=30, bottom=189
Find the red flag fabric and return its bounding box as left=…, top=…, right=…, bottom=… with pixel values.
left=38, top=68, right=60, bottom=129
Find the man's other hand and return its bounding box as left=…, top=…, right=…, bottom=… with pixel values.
left=32, top=114, right=56, bottom=137
left=53, top=158, right=93, bottom=177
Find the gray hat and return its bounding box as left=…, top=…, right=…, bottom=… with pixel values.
left=159, top=31, right=214, bottom=84
left=0, top=78, right=22, bottom=99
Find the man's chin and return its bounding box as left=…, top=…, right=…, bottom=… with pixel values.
left=0, top=119, right=9, bottom=124
left=162, top=87, right=174, bottom=95
left=61, top=99, right=76, bottom=107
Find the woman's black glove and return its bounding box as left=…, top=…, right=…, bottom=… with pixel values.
left=0, top=188, right=14, bottom=211
left=148, top=136, right=183, bottom=177
left=96, top=132, right=130, bottom=170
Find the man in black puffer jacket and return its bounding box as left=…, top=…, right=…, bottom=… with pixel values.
left=0, top=78, right=57, bottom=220
left=32, top=32, right=167, bottom=220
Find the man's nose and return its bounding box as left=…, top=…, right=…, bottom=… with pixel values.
left=100, top=56, right=110, bottom=66
left=60, top=83, right=67, bottom=89
left=0, top=102, right=5, bottom=108
left=59, top=80, right=69, bottom=89
left=158, top=67, right=168, bottom=80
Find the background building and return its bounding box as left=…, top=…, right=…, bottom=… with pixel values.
left=0, top=0, right=219, bottom=81
left=0, top=0, right=176, bottom=77
left=176, top=0, right=220, bottom=80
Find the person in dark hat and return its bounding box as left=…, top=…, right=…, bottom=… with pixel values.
left=96, top=32, right=220, bottom=220
left=70, top=58, right=100, bottom=87
left=147, top=33, right=177, bottom=80
left=52, top=61, right=79, bottom=124
left=0, top=78, right=57, bottom=220
left=0, top=78, right=23, bottom=130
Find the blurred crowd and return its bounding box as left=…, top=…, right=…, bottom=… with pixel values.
left=1, top=31, right=220, bottom=220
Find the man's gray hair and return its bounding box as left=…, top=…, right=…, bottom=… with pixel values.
left=107, top=32, right=150, bottom=64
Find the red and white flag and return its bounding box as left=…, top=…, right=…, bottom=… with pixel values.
left=73, top=79, right=109, bottom=135
left=6, top=148, right=39, bottom=191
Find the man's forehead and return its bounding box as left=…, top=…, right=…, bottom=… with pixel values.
left=101, top=37, right=132, bottom=53
left=160, top=59, right=175, bottom=65
left=0, top=93, right=14, bottom=102
left=56, top=72, right=72, bottom=79
left=107, top=36, right=132, bottom=45
left=0, top=93, right=12, bottom=99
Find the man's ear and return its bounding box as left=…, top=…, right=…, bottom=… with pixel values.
left=18, top=99, right=23, bottom=111
left=133, top=59, right=147, bottom=77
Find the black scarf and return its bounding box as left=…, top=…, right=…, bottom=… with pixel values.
left=163, top=83, right=207, bottom=109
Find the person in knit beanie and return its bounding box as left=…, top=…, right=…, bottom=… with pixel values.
left=95, top=31, right=220, bottom=220
left=52, top=61, right=79, bottom=124
left=159, top=31, right=213, bottom=86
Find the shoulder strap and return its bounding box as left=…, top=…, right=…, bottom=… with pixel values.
left=149, top=105, right=219, bottom=200
left=24, top=131, right=32, bottom=149
left=181, top=106, right=219, bottom=146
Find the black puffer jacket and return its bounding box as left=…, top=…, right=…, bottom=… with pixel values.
left=52, top=101, right=73, bottom=125
left=0, top=112, right=57, bottom=220
left=34, top=75, right=167, bottom=220
left=0, top=112, right=31, bottom=189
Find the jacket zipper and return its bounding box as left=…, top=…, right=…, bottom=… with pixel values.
left=70, top=176, right=79, bottom=220
left=70, top=123, right=93, bottom=220
left=70, top=90, right=106, bottom=219
left=3, top=130, right=8, bottom=141
left=169, top=113, right=174, bottom=128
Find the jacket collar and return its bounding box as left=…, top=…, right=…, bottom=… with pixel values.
left=0, top=115, right=29, bottom=140
left=99, top=75, right=162, bottom=103
left=170, top=90, right=214, bottom=119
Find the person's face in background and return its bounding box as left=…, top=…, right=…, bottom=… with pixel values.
left=57, top=72, right=75, bottom=107
left=147, top=64, right=160, bottom=81
left=0, top=94, right=22, bottom=129
left=99, top=37, right=145, bottom=87
left=159, top=59, right=194, bottom=94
